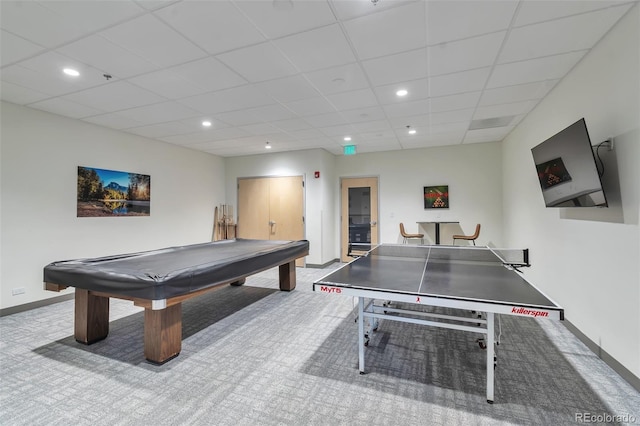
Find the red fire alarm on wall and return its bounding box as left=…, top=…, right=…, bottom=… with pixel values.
left=314, top=171, right=320, bottom=178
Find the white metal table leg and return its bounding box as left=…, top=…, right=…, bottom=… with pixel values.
left=486, top=312, right=495, bottom=403
left=358, top=297, right=365, bottom=374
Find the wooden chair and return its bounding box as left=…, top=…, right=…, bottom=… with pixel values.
left=453, top=224, right=481, bottom=245
left=399, top=223, right=424, bottom=245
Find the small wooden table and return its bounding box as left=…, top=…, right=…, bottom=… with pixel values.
left=44, top=239, right=309, bottom=364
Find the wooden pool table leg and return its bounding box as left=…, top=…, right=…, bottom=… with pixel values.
left=144, top=303, right=182, bottom=364
left=74, top=289, right=109, bottom=344
left=278, top=260, right=296, bottom=291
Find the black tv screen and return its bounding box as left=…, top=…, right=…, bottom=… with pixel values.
left=531, top=118, right=607, bottom=207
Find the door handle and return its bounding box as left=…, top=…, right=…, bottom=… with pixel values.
left=269, top=221, right=276, bottom=226
left=370, top=221, right=377, bottom=226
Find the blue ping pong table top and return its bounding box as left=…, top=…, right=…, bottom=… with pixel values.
left=315, top=244, right=560, bottom=311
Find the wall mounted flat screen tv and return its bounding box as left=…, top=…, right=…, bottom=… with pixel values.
left=531, top=118, right=607, bottom=207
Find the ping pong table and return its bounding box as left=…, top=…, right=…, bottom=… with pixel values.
left=313, top=244, right=563, bottom=403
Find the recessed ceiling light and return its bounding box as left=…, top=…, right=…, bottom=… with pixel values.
left=396, top=89, right=408, bottom=97
left=408, top=129, right=417, bottom=135
left=202, top=120, right=212, bottom=127
left=265, top=141, right=272, bottom=149
left=344, top=136, right=352, bottom=141
left=63, top=68, right=80, bottom=77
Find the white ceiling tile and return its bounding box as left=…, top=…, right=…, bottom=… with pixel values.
left=374, top=78, right=429, bottom=105
left=100, top=14, right=207, bottom=68
left=40, top=1, right=145, bottom=33
left=383, top=99, right=430, bottom=118
left=0, top=30, right=45, bottom=67
left=0, top=81, right=50, bottom=105
left=217, top=104, right=297, bottom=126
left=351, top=119, right=393, bottom=133
left=114, top=101, right=200, bottom=125
left=82, top=112, right=146, bottom=130
left=274, top=24, right=356, bottom=72
left=0, top=0, right=628, bottom=157
left=29, top=97, right=105, bottom=119
left=362, top=48, right=428, bottom=86
left=0, top=2, right=97, bottom=47
left=208, top=109, right=261, bottom=126
left=255, top=75, right=320, bottom=103
left=240, top=123, right=282, bottom=136
left=217, top=42, right=299, bottom=82
left=500, top=5, right=632, bottom=63
left=134, top=1, right=180, bottom=12
left=514, top=1, right=630, bottom=27
left=327, top=88, right=378, bottom=111
left=340, top=106, right=387, bottom=123
left=473, top=100, right=537, bottom=120
left=344, top=2, right=426, bottom=60
left=128, top=69, right=205, bottom=99
left=430, top=91, right=482, bottom=113
left=127, top=121, right=195, bottom=139
left=487, top=51, right=586, bottom=88
left=318, top=124, right=356, bottom=137
left=331, top=0, right=419, bottom=20
left=234, top=0, right=336, bottom=38
left=168, top=58, right=247, bottom=93
left=464, top=127, right=512, bottom=144
left=395, top=126, right=428, bottom=142
left=153, top=0, right=265, bottom=55
left=63, top=81, right=166, bottom=111
left=479, top=81, right=557, bottom=106
left=271, top=118, right=312, bottom=132
left=388, top=113, right=430, bottom=128
left=162, top=127, right=252, bottom=145
left=428, top=68, right=491, bottom=97
left=247, top=104, right=298, bottom=122
left=1, top=53, right=108, bottom=96
left=422, top=121, right=470, bottom=136
left=428, top=31, right=506, bottom=76
left=304, top=63, right=370, bottom=95
left=430, top=108, right=474, bottom=125
left=427, top=1, right=517, bottom=45
left=357, top=129, right=398, bottom=141
left=286, top=128, right=326, bottom=140
left=303, top=112, right=348, bottom=127
left=284, top=97, right=336, bottom=116
left=178, top=116, right=230, bottom=131
left=57, top=35, right=160, bottom=79
left=178, top=85, right=274, bottom=114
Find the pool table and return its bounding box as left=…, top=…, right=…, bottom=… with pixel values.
left=44, top=238, right=309, bottom=364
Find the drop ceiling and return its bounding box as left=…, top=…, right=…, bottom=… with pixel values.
left=0, top=0, right=635, bottom=157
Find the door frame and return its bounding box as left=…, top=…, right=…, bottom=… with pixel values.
left=340, top=176, right=379, bottom=262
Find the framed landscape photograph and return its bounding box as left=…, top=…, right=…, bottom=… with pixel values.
left=77, top=166, right=151, bottom=217
left=424, top=185, right=449, bottom=209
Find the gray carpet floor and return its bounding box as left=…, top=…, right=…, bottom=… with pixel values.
left=1, top=264, right=638, bottom=425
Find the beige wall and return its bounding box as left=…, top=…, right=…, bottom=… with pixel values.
left=501, top=5, right=639, bottom=379
left=0, top=102, right=225, bottom=310
left=334, top=142, right=503, bottom=248
left=225, top=142, right=502, bottom=265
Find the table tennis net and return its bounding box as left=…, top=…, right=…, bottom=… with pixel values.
left=368, top=244, right=529, bottom=267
